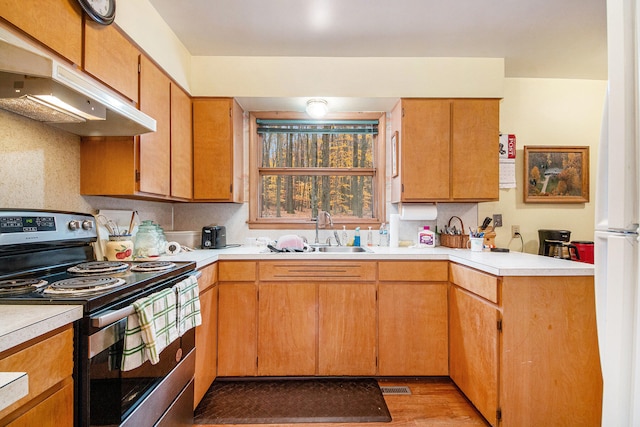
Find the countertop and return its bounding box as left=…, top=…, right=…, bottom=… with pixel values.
left=161, top=245, right=594, bottom=277
left=0, top=305, right=82, bottom=412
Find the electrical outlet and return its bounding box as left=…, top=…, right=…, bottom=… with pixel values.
left=511, top=225, right=521, bottom=238
left=493, top=214, right=502, bottom=227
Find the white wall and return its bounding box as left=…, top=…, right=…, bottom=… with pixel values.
left=191, top=56, right=505, bottom=99
left=479, top=78, right=607, bottom=253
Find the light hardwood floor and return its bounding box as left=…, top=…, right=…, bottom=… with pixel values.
left=195, top=378, right=490, bottom=427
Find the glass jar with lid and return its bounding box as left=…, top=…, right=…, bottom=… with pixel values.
left=133, top=220, right=159, bottom=259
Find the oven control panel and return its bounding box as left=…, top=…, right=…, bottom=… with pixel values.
left=0, top=210, right=97, bottom=245
left=1, top=215, right=57, bottom=233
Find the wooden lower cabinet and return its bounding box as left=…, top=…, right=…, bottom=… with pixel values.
left=258, top=283, right=317, bottom=376
left=194, top=263, right=218, bottom=408
left=378, top=261, right=449, bottom=376
left=318, top=283, right=377, bottom=375
left=500, top=275, right=602, bottom=427
left=217, top=262, right=258, bottom=377
left=212, top=259, right=602, bottom=426
left=6, top=379, right=74, bottom=427
left=217, top=282, right=258, bottom=376
left=448, top=285, right=499, bottom=425
left=0, top=326, right=74, bottom=426
left=379, top=283, right=448, bottom=375
left=449, top=263, right=603, bottom=426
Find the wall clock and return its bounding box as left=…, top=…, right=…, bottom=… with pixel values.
left=77, top=0, right=116, bottom=25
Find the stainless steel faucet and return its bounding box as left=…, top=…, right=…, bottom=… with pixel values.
left=314, top=211, right=333, bottom=245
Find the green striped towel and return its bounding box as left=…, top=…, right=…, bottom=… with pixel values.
left=175, top=275, right=202, bottom=336
left=121, top=287, right=179, bottom=371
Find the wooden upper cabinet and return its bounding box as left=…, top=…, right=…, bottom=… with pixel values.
left=139, top=55, right=171, bottom=196
left=170, top=83, right=193, bottom=200
left=83, top=21, right=140, bottom=103
left=0, top=0, right=82, bottom=65
left=193, top=98, right=244, bottom=202
left=80, top=56, right=176, bottom=200
left=451, top=99, right=499, bottom=200
left=391, top=98, right=499, bottom=202
left=391, top=99, right=450, bottom=201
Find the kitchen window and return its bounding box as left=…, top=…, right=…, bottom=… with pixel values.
left=248, top=112, right=386, bottom=228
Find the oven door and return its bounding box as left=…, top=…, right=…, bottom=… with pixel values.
left=87, top=317, right=195, bottom=426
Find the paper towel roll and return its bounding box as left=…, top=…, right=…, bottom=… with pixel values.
left=389, top=214, right=400, bottom=248
left=400, top=203, right=438, bottom=220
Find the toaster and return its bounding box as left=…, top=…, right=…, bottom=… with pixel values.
left=201, top=225, right=227, bottom=249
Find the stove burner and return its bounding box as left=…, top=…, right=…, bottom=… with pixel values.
left=0, top=278, right=48, bottom=296
left=42, top=277, right=126, bottom=296
left=68, top=261, right=130, bottom=275
left=131, top=261, right=176, bottom=272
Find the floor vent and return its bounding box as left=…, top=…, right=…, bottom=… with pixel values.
left=380, top=386, right=411, bottom=395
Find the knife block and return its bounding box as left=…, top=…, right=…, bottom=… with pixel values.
left=481, top=226, right=496, bottom=248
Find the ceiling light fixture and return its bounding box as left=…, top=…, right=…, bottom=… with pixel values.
left=306, top=99, right=329, bottom=118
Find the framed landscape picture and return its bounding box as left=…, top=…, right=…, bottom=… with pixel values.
left=523, top=146, right=589, bottom=203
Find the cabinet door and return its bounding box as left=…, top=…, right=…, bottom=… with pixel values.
left=0, top=0, right=82, bottom=65
left=449, top=285, right=500, bottom=426
left=6, top=379, right=74, bottom=427
left=139, top=55, right=171, bottom=196
left=170, top=83, right=193, bottom=200
left=379, top=283, right=448, bottom=375
left=258, top=283, right=317, bottom=376
left=217, top=283, right=257, bottom=376
left=400, top=99, right=450, bottom=201
left=194, top=284, right=217, bottom=408
left=84, top=21, right=140, bottom=103
left=318, top=284, right=377, bottom=375
left=193, top=98, right=244, bottom=201
left=451, top=99, right=499, bottom=200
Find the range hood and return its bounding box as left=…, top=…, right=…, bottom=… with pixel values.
left=0, top=25, right=156, bottom=136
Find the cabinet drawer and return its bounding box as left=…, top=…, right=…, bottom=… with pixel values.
left=0, top=327, right=73, bottom=419
left=198, top=263, right=218, bottom=293
left=259, top=261, right=376, bottom=281
left=219, top=261, right=256, bottom=282
left=379, top=261, right=448, bottom=282
left=449, top=263, right=500, bottom=304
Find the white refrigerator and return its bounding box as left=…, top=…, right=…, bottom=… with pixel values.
left=595, top=0, right=640, bottom=424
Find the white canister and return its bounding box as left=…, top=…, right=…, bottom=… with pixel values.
left=105, top=235, right=134, bottom=261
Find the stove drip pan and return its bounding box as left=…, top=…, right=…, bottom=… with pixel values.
left=0, top=278, right=48, bottom=296
left=43, top=277, right=126, bottom=296
left=68, top=261, right=130, bottom=275
left=131, top=261, right=176, bottom=272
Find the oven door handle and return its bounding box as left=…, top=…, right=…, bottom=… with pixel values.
left=90, top=271, right=201, bottom=328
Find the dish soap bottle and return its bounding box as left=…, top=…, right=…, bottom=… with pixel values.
left=353, top=227, right=361, bottom=247
left=341, top=226, right=348, bottom=246
left=367, top=226, right=374, bottom=246
left=379, top=223, right=388, bottom=246
left=418, top=226, right=435, bottom=247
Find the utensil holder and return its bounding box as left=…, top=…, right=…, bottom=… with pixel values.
left=440, top=216, right=470, bottom=248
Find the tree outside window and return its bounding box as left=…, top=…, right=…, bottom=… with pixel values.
left=248, top=112, right=385, bottom=228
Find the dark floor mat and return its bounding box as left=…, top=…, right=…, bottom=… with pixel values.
left=194, top=378, right=392, bottom=424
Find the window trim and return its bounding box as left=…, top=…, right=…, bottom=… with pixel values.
left=248, top=111, right=386, bottom=229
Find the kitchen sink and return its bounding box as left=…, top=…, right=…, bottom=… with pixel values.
left=314, top=246, right=372, bottom=253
